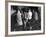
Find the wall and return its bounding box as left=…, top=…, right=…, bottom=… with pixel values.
left=0, top=0, right=5, bottom=37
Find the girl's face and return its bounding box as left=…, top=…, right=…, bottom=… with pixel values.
left=24, top=12, right=28, bottom=20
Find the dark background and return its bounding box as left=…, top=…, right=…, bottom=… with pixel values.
left=11, top=6, right=41, bottom=31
